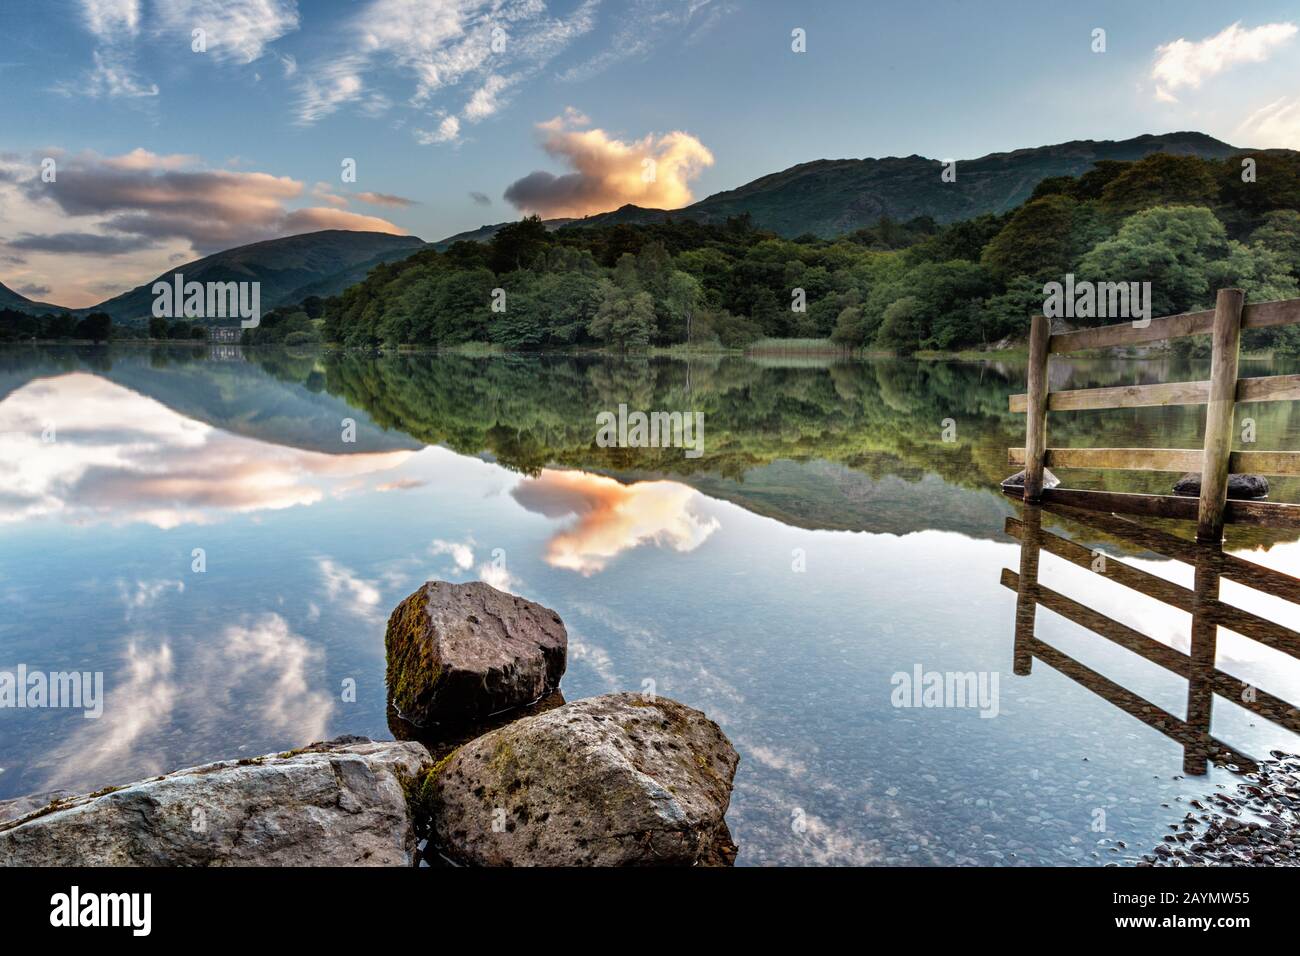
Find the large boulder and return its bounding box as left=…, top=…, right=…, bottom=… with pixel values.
left=386, top=581, right=567, bottom=727
left=0, top=790, right=73, bottom=826
left=423, top=693, right=739, bottom=866
left=0, top=736, right=430, bottom=867
left=1172, top=472, right=1269, bottom=500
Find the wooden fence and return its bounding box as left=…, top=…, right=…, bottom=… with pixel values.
left=1001, top=502, right=1300, bottom=775
left=1007, top=289, right=1300, bottom=542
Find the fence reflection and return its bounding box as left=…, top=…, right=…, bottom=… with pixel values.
left=1002, top=503, right=1300, bottom=775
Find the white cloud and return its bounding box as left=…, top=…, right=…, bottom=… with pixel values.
left=317, top=558, right=383, bottom=615
left=415, top=114, right=461, bottom=144
left=475, top=559, right=515, bottom=592
left=463, top=73, right=513, bottom=121
left=80, top=0, right=141, bottom=40
left=557, top=0, right=724, bottom=83
left=294, top=0, right=600, bottom=135
left=429, top=538, right=475, bottom=570
left=295, top=55, right=367, bottom=125
left=1152, top=20, right=1297, bottom=101
left=116, top=578, right=185, bottom=618
left=154, top=0, right=300, bottom=64
left=67, top=49, right=159, bottom=99
left=1238, top=96, right=1300, bottom=150
left=46, top=614, right=334, bottom=791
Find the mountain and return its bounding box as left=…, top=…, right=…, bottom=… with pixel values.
left=0, top=281, right=66, bottom=315
left=430, top=217, right=575, bottom=251
left=554, top=131, right=1252, bottom=238
left=88, top=230, right=427, bottom=321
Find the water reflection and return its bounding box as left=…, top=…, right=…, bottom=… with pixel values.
left=511, top=470, right=719, bottom=574
left=1003, top=503, right=1300, bottom=776
left=0, top=373, right=412, bottom=527
left=3, top=347, right=1300, bottom=866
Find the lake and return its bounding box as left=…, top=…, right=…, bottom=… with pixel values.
left=1, top=345, right=1298, bottom=865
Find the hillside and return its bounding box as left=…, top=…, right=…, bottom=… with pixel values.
left=89, top=230, right=426, bottom=321
left=431, top=217, right=575, bottom=251
left=0, top=282, right=65, bottom=315
left=560, top=132, right=1250, bottom=237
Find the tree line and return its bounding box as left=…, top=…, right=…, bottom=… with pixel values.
left=295, top=150, right=1300, bottom=354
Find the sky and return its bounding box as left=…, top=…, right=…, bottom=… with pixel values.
left=1, top=0, right=1300, bottom=307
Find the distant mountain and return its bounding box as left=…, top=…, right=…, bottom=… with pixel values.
left=0, top=282, right=66, bottom=315
left=430, top=217, right=575, bottom=251
left=88, top=230, right=426, bottom=322
left=556, top=131, right=1253, bottom=238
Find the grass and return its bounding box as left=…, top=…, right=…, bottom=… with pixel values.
left=746, top=337, right=848, bottom=353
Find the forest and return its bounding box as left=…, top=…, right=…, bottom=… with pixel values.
left=243, top=150, right=1300, bottom=354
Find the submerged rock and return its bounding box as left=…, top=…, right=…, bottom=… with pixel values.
left=386, top=581, right=567, bottom=727
left=423, top=692, right=739, bottom=866
left=1000, top=467, right=1060, bottom=492
left=0, top=736, right=430, bottom=867
left=1141, top=752, right=1300, bottom=867
left=1172, top=472, right=1269, bottom=500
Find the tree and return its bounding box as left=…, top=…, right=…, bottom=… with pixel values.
left=588, top=280, right=655, bottom=350
left=149, top=316, right=169, bottom=339
left=830, top=305, right=869, bottom=347
left=874, top=296, right=924, bottom=350
left=1099, top=154, right=1219, bottom=216
left=1077, top=205, right=1227, bottom=318
left=488, top=215, right=550, bottom=273
left=76, top=312, right=112, bottom=343
left=1250, top=210, right=1300, bottom=279
left=980, top=195, right=1080, bottom=281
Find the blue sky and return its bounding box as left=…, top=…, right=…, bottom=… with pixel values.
left=2, top=0, right=1299, bottom=306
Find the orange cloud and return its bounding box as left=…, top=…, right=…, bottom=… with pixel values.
left=511, top=469, right=719, bottom=574
left=503, top=112, right=714, bottom=218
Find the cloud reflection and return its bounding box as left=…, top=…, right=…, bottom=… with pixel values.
left=0, top=373, right=412, bottom=528
left=45, top=614, right=333, bottom=791
left=511, top=470, right=719, bottom=574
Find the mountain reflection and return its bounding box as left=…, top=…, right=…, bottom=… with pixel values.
left=0, top=373, right=412, bottom=528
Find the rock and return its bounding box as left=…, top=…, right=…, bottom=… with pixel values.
left=0, top=736, right=430, bottom=867
left=0, top=790, right=74, bottom=825
left=1172, top=473, right=1269, bottom=500
left=386, top=581, right=567, bottom=727
left=1000, top=467, right=1060, bottom=491
left=423, top=692, right=739, bottom=866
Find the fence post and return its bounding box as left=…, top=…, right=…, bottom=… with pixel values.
left=1022, top=314, right=1051, bottom=502
left=1012, top=505, right=1042, bottom=676
left=1182, top=544, right=1222, bottom=775
left=1196, top=289, right=1245, bottom=543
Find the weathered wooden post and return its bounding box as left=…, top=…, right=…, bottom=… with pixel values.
left=1012, top=504, right=1042, bottom=676
left=1182, top=543, right=1223, bottom=775
left=1196, top=289, right=1245, bottom=543
left=1022, top=314, right=1051, bottom=502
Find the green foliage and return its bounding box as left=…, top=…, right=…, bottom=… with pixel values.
left=1076, top=205, right=1227, bottom=318
left=284, top=146, right=1300, bottom=356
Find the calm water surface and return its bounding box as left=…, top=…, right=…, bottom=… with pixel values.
left=1, top=346, right=1298, bottom=865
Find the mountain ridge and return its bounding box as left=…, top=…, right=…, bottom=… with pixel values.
left=1, top=132, right=1280, bottom=319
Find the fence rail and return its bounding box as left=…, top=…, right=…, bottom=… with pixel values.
left=1002, top=503, right=1300, bottom=775
left=1006, top=289, right=1300, bottom=541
